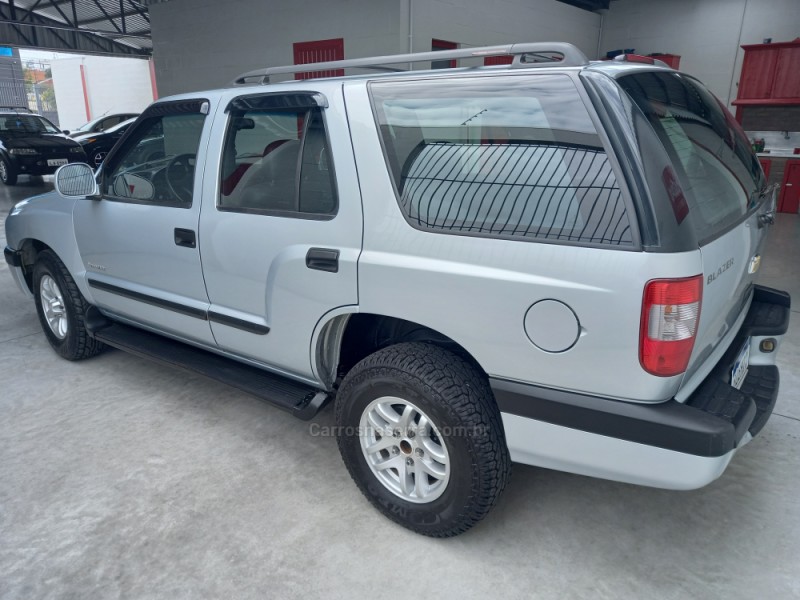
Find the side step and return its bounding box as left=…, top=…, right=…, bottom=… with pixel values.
left=89, top=320, right=329, bottom=420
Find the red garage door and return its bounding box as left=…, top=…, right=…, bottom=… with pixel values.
left=432, top=39, right=458, bottom=69
left=293, top=38, right=344, bottom=80
left=483, top=56, right=513, bottom=66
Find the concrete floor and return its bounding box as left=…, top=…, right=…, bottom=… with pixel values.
left=1, top=176, right=799, bottom=600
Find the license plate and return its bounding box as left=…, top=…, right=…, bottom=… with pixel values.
left=730, top=338, right=751, bottom=390
left=47, top=158, right=68, bottom=166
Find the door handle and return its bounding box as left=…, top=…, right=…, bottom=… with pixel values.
left=174, top=228, right=196, bottom=248
left=306, top=247, right=339, bottom=273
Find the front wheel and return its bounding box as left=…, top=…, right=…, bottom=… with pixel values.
left=335, top=342, right=511, bottom=537
left=33, top=250, right=106, bottom=360
left=0, top=158, right=17, bottom=185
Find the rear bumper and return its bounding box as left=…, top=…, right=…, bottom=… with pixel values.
left=493, top=285, right=790, bottom=489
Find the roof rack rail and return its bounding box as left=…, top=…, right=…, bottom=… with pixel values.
left=230, top=42, right=589, bottom=86
left=0, top=106, right=32, bottom=113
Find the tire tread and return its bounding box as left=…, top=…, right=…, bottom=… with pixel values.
left=35, top=250, right=105, bottom=360
left=336, top=342, right=511, bottom=537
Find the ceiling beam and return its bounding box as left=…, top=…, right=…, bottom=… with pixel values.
left=74, top=8, right=144, bottom=26
left=0, top=13, right=150, bottom=55
left=88, top=0, right=123, bottom=34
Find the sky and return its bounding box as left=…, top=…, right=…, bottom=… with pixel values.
left=19, top=49, right=86, bottom=62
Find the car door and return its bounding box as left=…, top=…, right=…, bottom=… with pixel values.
left=74, top=97, right=217, bottom=346
left=197, top=89, right=362, bottom=384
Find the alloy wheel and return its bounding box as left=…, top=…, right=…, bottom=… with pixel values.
left=359, top=396, right=451, bottom=503
left=39, top=274, right=68, bottom=339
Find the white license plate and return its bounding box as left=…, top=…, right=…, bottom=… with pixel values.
left=730, top=338, right=751, bottom=390
left=47, top=158, right=68, bottom=167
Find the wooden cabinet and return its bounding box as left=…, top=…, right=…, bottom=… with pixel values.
left=738, top=48, right=780, bottom=99
left=779, top=159, right=800, bottom=214
left=759, top=158, right=772, bottom=180
left=773, top=46, right=800, bottom=98
left=651, top=54, right=680, bottom=69
left=734, top=40, right=800, bottom=106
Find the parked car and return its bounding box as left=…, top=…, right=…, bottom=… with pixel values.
left=66, top=113, right=139, bottom=138
left=74, top=117, right=138, bottom=168
left=3, top=44, right=791, bottom=537
left=0, top=108, right=87, bottom=185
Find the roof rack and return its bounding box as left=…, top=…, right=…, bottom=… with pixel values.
left=0, top=106, right=32, bottom=113
left=230, top=42, right=589, bottom=86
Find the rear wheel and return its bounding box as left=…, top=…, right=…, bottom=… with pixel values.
left=33, top=250, right=106, bottom=360
left=335, top=342, right=511, bottom=537
left=0, top=158, right=17, bottom=185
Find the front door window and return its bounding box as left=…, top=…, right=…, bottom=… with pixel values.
left=102, top=107, right=206, bottom=207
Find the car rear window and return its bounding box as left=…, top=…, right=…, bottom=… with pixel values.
left=617, top=72, right=763, bottom=241
left=369, top=74, right=633, bottom=246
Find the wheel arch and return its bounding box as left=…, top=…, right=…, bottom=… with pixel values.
left=15, top=238, right=54, bottom=293
left=314, top=312, right=488, bottom=389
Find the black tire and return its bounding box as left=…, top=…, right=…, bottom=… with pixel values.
left=33, top=249, right=106, bottom=361
left=335, top=342, right=511, bottom=537
left=0, top=158, right=18, bottom=185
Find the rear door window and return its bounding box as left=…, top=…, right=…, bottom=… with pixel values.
left=218, top=108, right=337, bottom=218
left=617, top=72, right=763, bottom=241
left=369, top=74, right=633, bottom=246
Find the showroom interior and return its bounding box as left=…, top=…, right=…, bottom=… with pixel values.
left=1, top=0, right=799, bottom=597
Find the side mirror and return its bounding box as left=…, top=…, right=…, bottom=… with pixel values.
left=55, top=163, right=99, bottom=198
left=62, top=130, right=70, bottom=135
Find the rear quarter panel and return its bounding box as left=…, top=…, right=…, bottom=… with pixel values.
left=344, top=82, right=702, bottom=402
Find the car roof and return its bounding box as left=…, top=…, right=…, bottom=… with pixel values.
left=155, top=59, right=676, bottom=106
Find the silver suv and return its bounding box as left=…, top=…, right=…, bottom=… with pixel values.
left=3, top=43, right=791, bottom=537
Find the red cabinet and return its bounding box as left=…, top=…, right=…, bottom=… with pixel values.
left=759, top=158, right=771, bottom=180
left=734, top=40, right=800, bottom=106
left=773, top=46, right=800, bottom=98
left=654, top=54, right=681, bottom=69
left=779, top=160, right=800, bottom=214
left=738, top=48, right=780, bottom=99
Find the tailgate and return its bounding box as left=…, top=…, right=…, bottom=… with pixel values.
left=614, top=70, right=775, bottom=385
left=687, top=206, right=767, bottom=381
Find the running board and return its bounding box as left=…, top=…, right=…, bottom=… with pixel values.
left=88, top=319, right=329, bottom=420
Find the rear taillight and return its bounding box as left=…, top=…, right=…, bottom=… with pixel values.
left=639, top=276, right=703, bottom=377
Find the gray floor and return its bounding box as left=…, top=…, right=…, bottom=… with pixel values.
left=1, top=176, right=799, bottom=600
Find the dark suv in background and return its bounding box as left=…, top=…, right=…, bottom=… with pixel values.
left=66, top=113, right=139, bottom=138
left=0, top=108, right=87, bottom=185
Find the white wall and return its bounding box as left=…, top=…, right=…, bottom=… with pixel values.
left=409, top=0, right=600, bottom=60
left=149, top=0, right=601, bottom=97
left=150, top=0, right=405, bottom=96
left=51, top=56, right=155, bottom=130
left=600, top=0, right=800, bottom=105
left=50, top=59, right=85, bottom=129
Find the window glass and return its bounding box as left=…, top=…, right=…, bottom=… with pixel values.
left=618, top=72, right=762, bottom=239
left=100, top=116, right=119, bottom=129
left=370, top=74, right=632, bottom=246
left=219, top=107, right=336, bottom=216
left=1, top=114, right=60, bottom=134
left=104, top=112, right=205, bottom=206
